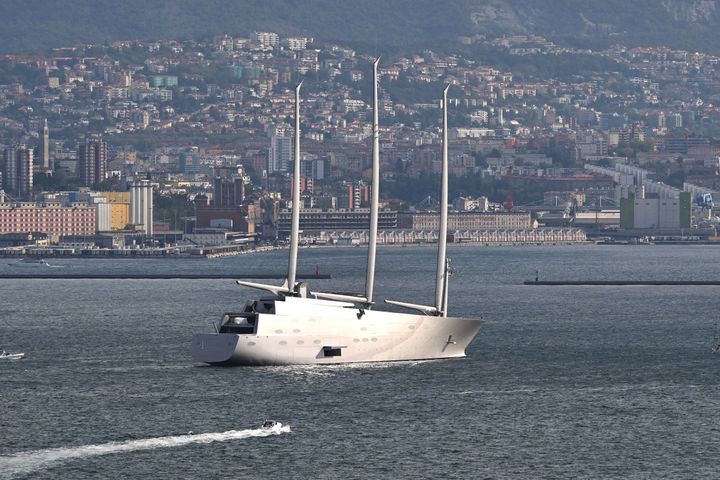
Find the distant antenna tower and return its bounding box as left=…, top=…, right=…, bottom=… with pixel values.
left=504, top=167, right=514, bottom=212
left=418, top=195, right=440, bottom=211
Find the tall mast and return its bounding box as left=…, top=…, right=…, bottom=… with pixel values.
left=385, top=84, right=451, bottom=317
left=435, top=84, right=450, bottom=315
left=365, top=57, right=381, bottom=304
left=287, top=81, right=303, bottom=291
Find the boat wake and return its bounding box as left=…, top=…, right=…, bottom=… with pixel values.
left=267, top=360, right=420, bottom=378
left=0, top=425, right=290, bottom=478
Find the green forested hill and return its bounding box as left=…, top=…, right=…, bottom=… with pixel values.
left=3, top=0, right=720, bottom=54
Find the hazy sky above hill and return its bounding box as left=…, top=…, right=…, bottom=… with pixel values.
left=2, top=1, right=720, bottom=54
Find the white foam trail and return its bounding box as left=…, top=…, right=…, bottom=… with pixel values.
left=0, top=425, right=290, bottom=478
left=268, top=360, right=423, bottom=377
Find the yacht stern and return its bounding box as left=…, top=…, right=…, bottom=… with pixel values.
left=192, top=333, right=239, bottom=365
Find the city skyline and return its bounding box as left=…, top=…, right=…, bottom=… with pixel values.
left=0, top=27, right=719, bottom=254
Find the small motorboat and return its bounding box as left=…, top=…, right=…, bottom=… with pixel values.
left=261, top=420, right=279, bottom=430
left=15, top=257, right=50, bottom=266
left=0, top=350, right=25, bottom=360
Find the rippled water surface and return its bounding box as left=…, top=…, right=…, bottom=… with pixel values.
left=1, top=245, right=719, bottom=479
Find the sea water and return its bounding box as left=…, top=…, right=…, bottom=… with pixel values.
left=1, top=245, right=719, bottom=479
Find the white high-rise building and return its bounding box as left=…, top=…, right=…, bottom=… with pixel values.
left=255, top=32, right=279, bottom=48
left=670, top=112, right=683, bottom=128
left=269, top=132, right=293, bottom=174
left=284, top=37, right=309, bottom=50
left=658, top=111, right=666, bottom=129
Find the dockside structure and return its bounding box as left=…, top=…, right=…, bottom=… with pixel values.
left=398, top=211, right=533, bottom=230
left=277, top=209, right=535, bottom=236
left=299, top=228, right=587, bottom=245
left=277, top=208, right=397, bottom=235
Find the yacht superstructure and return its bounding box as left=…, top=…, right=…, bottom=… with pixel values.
left=192, top=62, right=482, bottom=366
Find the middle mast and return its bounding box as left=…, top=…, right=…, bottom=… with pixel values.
left=286, top=81, right=303, bottom=292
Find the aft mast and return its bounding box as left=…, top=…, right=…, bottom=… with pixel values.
left=435, top=84, right=451, bottom=317
left=385, top=84, right=451, bottom=316
left=365, top=57, right=381, bottom=304
left=287, top=81, right=303, bottom=291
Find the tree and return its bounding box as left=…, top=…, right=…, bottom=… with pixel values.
left=154, top=193, right=194, bottom=230
left=32, top=171, right=79, bottom=192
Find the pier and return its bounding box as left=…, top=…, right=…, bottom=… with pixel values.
left=525, top=280, right=720, bottom=286
left=0, top=273, right=331, bottom=280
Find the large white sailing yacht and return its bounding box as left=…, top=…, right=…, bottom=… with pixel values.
left=191, top=61, right=482, bottom=366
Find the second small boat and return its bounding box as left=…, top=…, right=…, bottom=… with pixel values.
left=0, top=350, right=25, bottom=360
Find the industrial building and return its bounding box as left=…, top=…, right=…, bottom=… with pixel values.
left=0, top=200, right=96, bottom=237
left=98, top=191, right=131, bottom=230
left=194, top=175, right=255, bottom=232
left=277, top=208, right=398, bottom=235
left=39, top=191, right=131, bottom=232
left=129, top=179, right=153, bottom=235
left=398, top=211, right=533, bottom=230
left=620, top=192, right=691, bottom=230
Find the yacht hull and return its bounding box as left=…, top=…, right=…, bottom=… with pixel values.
left=192, top=305, right=481, bottom=366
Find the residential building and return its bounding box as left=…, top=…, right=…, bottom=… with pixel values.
left=269, top=132, right=292, bottom=174
left=283, top=37, right=309, bottom=50
left=178, top=148, right=202, bottom=173
left=78, top=139, right=108, bottom=186
left=2, top=145, right=33, bottom=198
left=340, top=181, right=369, bottom=209
left=149, top=75, right=178, bottom=88
left=255, top=32, right=279, bottom=48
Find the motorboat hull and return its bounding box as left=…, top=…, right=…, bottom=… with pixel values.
left=0, top=353, right=25, bottom=360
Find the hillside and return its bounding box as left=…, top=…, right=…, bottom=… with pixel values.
left=2, top=0, right=720, bottom=54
